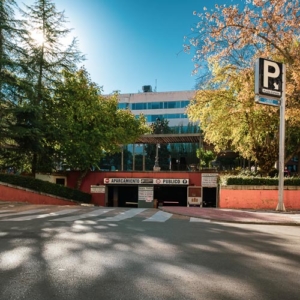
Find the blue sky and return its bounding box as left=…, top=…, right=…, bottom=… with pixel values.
left=16, top=0, right=244, bottom=94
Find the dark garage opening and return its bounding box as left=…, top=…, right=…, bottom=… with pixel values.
left=154, top=186, right=187, bottom=206
left=202, top=187, right=217, bottom=207
left=119, top=186, right=138, bottom=207
left=107, top=185, right=188, bottom=207
left=107, top=186, right=139, bottom=207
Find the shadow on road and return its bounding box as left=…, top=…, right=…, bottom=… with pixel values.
left=0, top=212, right=300, bottom=299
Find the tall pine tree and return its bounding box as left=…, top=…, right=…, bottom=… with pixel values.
left=18, top=0, right=84, bottom=174
left=0, top=0, right=30, bottom=170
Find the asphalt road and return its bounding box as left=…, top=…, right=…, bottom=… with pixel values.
left=0, top=205, right=300, bottom=300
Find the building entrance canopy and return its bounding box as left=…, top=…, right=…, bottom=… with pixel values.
left=134, top=133, right=202, bottom=144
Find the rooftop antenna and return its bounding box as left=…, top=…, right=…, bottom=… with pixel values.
left=154, top=79, right=157, bottom=92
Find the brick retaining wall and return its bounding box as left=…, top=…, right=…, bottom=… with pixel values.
left=220, top=185, right=300, bottom=210
left=0, top=182, right=79, bottom=206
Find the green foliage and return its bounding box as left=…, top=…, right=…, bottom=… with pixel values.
left=1, top=0, right=151, bottom=179
left=0, top=0, right=29, bottom=152
left=54, top=68, right=150, bottom=173
left=197, top=148, right=215, bottom=167
left=221, top=175, right=300, bottom=186
left=0, top=174, right=91, bottom=203
left=16, top=0, right=84, bottom=174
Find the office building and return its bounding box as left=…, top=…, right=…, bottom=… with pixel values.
left=117, top=86, right=196, bottom=129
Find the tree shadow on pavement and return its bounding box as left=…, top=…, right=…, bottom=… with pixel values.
left=0, top=214, right=300, bottom=300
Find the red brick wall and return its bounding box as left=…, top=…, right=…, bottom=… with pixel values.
left=220, top=187, right=300, bottom=210
left=0, top=184, right=79, bottom=206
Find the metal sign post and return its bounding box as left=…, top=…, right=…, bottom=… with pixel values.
left=255, top=58, right=286, bottom=211
left=276, top=64, right=286, bottom=211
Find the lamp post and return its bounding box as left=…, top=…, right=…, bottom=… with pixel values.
left=154, top=143, right=160, bottom=168
left=153, top=118, right=162, bottom=171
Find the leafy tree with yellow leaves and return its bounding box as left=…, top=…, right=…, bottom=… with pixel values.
left=186, top=0, right=300, bottom=174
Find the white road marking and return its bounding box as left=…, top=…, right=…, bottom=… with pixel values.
left=0, top=210, right=13, bottom=214
left=143, top=211, right=173, bottom=222
left=0, top=209, right=49, bottom=219
left=51, top=208, right=114, bottom=221
left=190, top=217, right=211, bottom=222
left=98, top=208, right=146, bottom=221
left=289, top=215, right=300, bottom=223
left=2, top=208, right=80, bottom=221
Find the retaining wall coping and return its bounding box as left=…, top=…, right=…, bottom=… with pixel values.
left=221, top=185, right=300, bottom=190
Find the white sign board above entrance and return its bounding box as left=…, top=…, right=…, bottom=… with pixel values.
left=201, top=173, right=218, bottom=187
left=104, top=178, right=189, bottom=185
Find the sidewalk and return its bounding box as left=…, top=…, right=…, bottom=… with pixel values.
left=160, top=206, right=300, bottom=225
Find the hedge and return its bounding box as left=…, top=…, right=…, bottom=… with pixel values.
left=0, top=174, right=91, bottom=203
left=221, top=176, right=300, bottom=186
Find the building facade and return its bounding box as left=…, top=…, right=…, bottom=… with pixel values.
left=100, top=88, right=200, bottom=172
left=117, top=88, right=196, bottom=129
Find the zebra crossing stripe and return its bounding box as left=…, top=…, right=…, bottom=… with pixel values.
left=0, top=208, right=49, bottom=219
left=143, top=211, right=173, bottom=222
left=190, top=217, right=210, bottom=222
left=51, top=208, right=114, bottom=221
left=98, top=208, right=146, bottom=221
left=1, top=208, right=81, bottom=221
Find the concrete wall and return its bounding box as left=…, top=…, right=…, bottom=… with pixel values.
left=220, top=185, right=300, bottom=210
left=0, top=183, right=79, bottom=206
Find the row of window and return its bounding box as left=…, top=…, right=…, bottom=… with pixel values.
left=118, top=100, right=190, bottom=110
left=135, top=114, right=188, bottom=122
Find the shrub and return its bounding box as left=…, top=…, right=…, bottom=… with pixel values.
left=221, top=175, right=300, bottom=186
left=0, top=174, right=91, bottom=203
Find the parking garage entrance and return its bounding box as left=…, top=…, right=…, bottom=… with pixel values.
left=107, top=185, right=188, bottom=207
left=105, top=178, right=189, bottom=208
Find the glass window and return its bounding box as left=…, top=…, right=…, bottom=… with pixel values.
left=166, top=101, right=180, bottom=109
left=181, top=100, right=190, bottom=108
left=148, top=102, right=163, bottom=109
left=134, top=103, right=147, bottom=110
left=118, top=103, right=128, bottom=109
left=168, top=114, right=180, bottom=119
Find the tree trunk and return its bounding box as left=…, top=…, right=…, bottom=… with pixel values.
left=75, top=169, right=89, bottom=190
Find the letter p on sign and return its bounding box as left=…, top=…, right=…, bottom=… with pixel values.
left=263, top=60, right=280, bottom=89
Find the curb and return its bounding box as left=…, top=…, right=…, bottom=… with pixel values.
left=160, top=207, right=300, bottom=226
